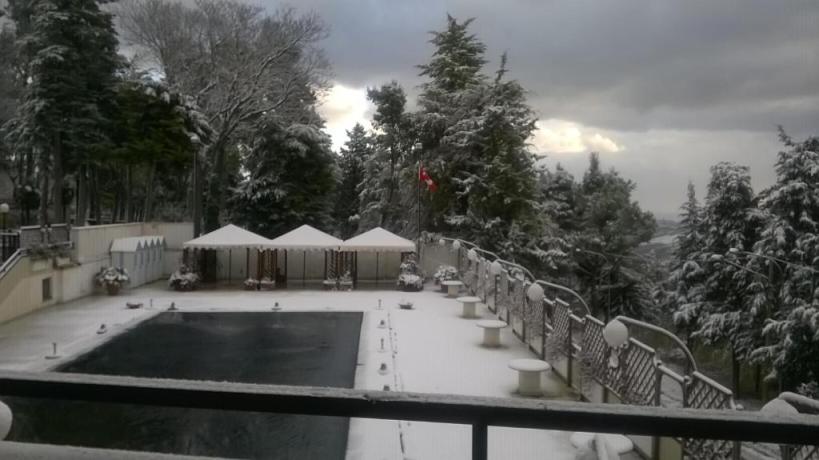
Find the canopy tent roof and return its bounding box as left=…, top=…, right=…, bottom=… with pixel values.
left=110, top=236, right=165, bottom=253
left=266, top=224, right=342, bottom=251
left=340, top=227, right=416, bottom=253
left=183, top=224, right=271, bottom=250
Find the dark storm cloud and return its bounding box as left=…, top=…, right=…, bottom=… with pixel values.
left=277, top=0, right=818, bottom=134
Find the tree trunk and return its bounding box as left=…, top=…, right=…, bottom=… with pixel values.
left=143, top=161, right=157, bottom=222
left=124, top=165, right=132, bottom=222
left=76, top=163, right=88, bottom=226
left=193, top=148, right=204, bottom=237
left=731, top=349, right=741, bottom=396
left=51, top=136, right=65, bottom=223
left=204, top=141, right=228, bottom=233
left=39, top=166, right=49, bottom=225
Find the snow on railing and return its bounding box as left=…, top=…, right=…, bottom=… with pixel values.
left=421, top=237, right=817, bottom=460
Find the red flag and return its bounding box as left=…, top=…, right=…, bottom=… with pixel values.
left=419, top=165, right=437, bottom=192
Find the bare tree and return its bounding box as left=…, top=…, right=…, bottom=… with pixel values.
left=118, top=0, right=330, bottom=234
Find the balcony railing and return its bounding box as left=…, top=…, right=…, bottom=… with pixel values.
left=419, top=237, right=819, bottom=460
left=0, top=370, right=818, bottom=460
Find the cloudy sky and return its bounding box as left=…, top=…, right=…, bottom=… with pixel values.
left=286, top=0, right=818, bottom=218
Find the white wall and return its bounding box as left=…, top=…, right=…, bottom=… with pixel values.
left=355, top=252, right=402, bottom=281
left=0, top=222, right=193, bottom=325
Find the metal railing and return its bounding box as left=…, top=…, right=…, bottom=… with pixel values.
left=0, top=370, right=818, bottom=460
left=421, top=238, right=819, bottom=460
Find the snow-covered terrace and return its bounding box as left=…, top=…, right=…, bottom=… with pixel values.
left=0, top=282, right=635, bottom=460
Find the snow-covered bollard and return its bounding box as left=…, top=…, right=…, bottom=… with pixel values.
left=97, top=324, right=107, bottom=335
left=378, top=363, right=389, bottom=375
left=0, top=400, right=12, bottom=440
left=272, top=302, right=281, bottom=312
left=377, top=319, right=387, bottom=329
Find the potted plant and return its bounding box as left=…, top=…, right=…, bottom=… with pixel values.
left=397, top=257, right=424, bottom=292
left=244, top=278, right=259, bottom=290
left=95, top=266, right=130, bottom=295
left=433, top=265, right=458, bottom=285
left=259, top=276, right=275, bottom=290
left=168, top=264, right=200, bottom=291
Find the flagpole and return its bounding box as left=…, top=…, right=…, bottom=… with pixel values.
left=417, top=161, right=422, bottom=243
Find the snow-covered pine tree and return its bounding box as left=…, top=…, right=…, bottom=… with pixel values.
left=334, top=123, right=370, bottom=239
left=359, top=82, right=412, bottom=233
left=5, top=0, right=121, bottom=224
left=415, top=15, right=488, bottom=230
left=695, top=161, right=763, bottom=393
left=231, top=121, right=336, bottom=237
left=670, top=182, right=707, bottom=347
left=572, top=153, right=657, bottom=320
left=753, top=129, right=819, bottom=390
left=446, top=54, right=547, bottom=269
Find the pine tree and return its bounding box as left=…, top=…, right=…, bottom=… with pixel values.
left=5, top=0, right=121, bottom=224
left=415, top=15, right=488, bottom=229
left=572, top=153, right=657, bottom=320
left=334, top=123, right=370, bottom=239
left=753, top=129, right=819, bottom=390
left=695, top=161, right=763, bottom=393
left=359, top=82, right=411, bottom=232
left=231, top=121, right=336, bottom=237
left=670, top=182, right=707, bottom=346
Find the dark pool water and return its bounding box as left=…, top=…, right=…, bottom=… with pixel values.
left=4, top=311, right=363, bottom=459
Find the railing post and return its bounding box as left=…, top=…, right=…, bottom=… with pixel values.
left=567, top=317, right=574, bottom=389
left=472, top=422, right=488, bottom=460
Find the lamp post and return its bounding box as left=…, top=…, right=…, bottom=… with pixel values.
left=603, top=315, right=698, bottom=375
left=490, top=260, right=503, bottom=311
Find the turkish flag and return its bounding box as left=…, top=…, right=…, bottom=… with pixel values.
left=419, top=165, right=437, bottom=192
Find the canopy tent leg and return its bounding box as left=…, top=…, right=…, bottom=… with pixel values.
left=228, top=249, right=232, bottom=284
left=376, top=252, right=379, bottom=286
left=245, top=248, right=249, bottom=281
left=303, top=251, right=307, bottom=288
left=324, top=251, right=328, bottom=281
left=284, top=250, right=288, bottom=288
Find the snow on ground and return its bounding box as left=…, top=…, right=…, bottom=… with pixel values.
left=0, top=282, right=581, bottom=459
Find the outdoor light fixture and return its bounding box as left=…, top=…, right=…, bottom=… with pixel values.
left=438, top=238, right=445, bottom=246
left=603, top=319, right=629, bottom=348
left=467, top=248, right=478, bottom=261
left=0, top=400, right=12, bottom=440
left=490, top=260, right=503, bottom=276
left=452, top=240, right=461, bottom=250
left=526, top=283, right=545, bottom=303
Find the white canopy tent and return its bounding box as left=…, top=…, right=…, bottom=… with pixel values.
left=340, top=227, right=416, bottom=287
left=182, top=224, right=272, bottom=283
left=266, top=225, right=342, bottom=287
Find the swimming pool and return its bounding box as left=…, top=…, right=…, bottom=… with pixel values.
left=4, top=311, right=363, bottom=459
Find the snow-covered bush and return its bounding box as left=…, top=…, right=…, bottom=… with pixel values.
left=95, top=266, right=130, bottom=295
left=169, top=264, right=200, bottom=291
left=244, top=278, right=259, bottom=290
left=397, top=257, right=424, bottom=291
left=397, top=273, right=424, bottom=292
left=433, top=265, right=458, bottom=284
left=259, top=277, right=275, bottom=290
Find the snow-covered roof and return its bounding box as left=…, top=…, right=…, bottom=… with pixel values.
left=110, top=236, right=165, bottom=253
left=340, top=227, right=416, bottom=252
left=183, top=224, right=271, bottom=249
left=266, top=224, right=341, bottom=251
